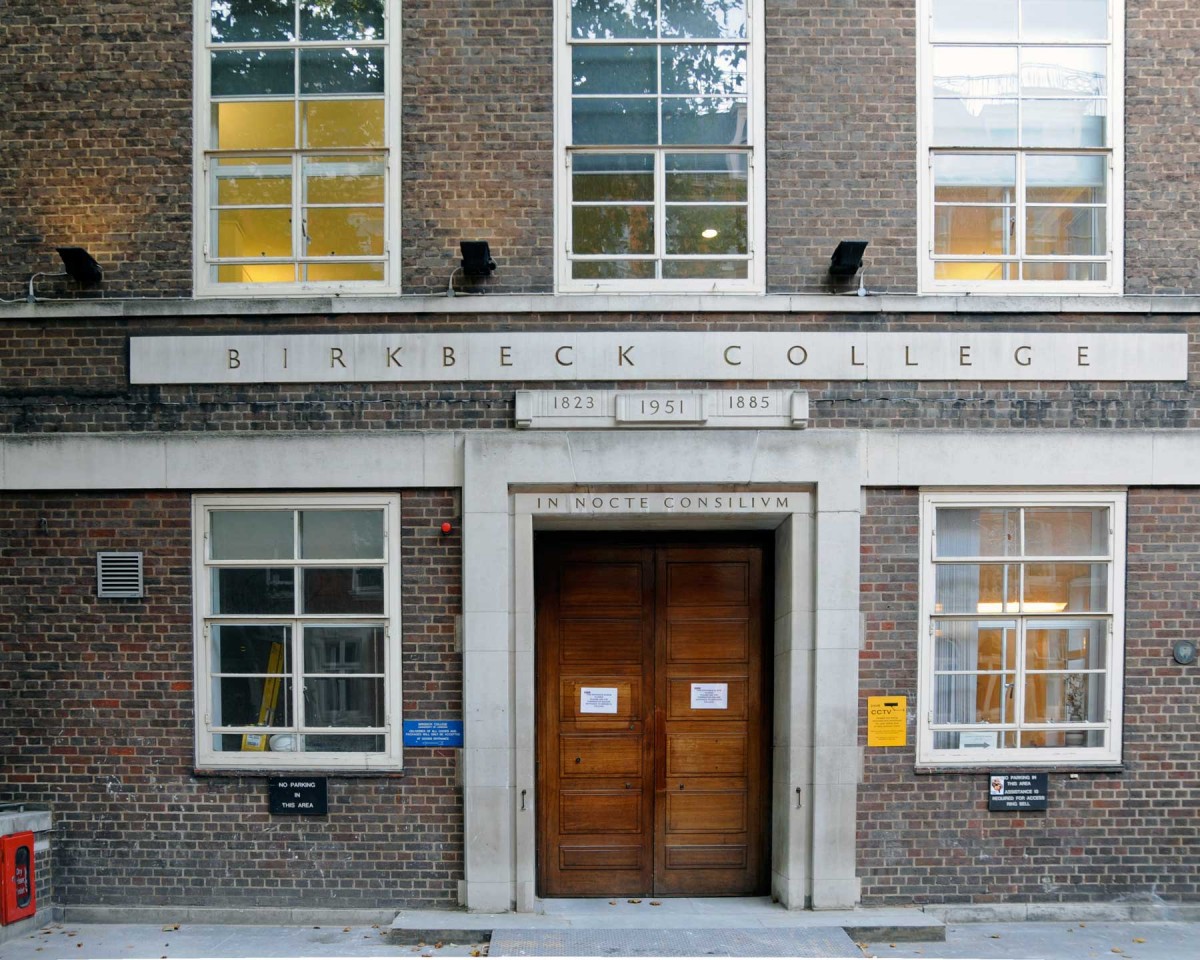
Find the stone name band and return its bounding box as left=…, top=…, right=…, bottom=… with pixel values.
left=128, top=332, right=1187, bottom=384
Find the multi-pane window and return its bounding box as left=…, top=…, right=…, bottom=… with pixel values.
left=194, top=496, right=402, bottom=769
left=559, top=0, right=763, bottom=291
left=920, top=0, right=1121, bottom=292
left=919, top=493, right=1124, bottom=765
left=197, top=1, right=398, bottom=294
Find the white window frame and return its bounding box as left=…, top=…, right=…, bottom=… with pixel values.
left=192, top=1, right=402, bottom=298
left=917, top=490, right=1125, bottom=767
left=554, top=0, right=766, bottom=294
left=917, top=0, right=1124, bottom=295
left=192, top=494, right=403, bottom=770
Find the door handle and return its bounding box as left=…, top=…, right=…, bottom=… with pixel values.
left=654, top=706, right=666, bottom=792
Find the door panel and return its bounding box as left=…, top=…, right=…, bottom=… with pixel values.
left=537, top=536, right=770, bottom=898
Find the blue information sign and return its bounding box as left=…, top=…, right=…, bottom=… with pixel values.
left=403, top=719, right=464, bottom=747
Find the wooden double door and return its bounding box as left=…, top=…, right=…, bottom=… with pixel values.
left=535, top=535, right=771, bottom=897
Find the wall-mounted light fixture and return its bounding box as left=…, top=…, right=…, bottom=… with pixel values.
left=27, top=247, right=103, bottom=302
left=447, top=241, right=496, bottom=297
left=828, top=240, right=869, bottom=296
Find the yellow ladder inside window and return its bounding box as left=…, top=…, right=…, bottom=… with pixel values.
left=241, top=641, right=285, bottom=751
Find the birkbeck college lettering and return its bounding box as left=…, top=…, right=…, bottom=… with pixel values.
left=4, top=0, right=1200, bottom=924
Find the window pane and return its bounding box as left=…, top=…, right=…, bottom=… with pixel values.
left=572, top=97, right=658, bottom=145
left=1024, top=673, right=1105, bottom=723
left=572, top=260, right=657, bottom=280
left=661, top=0, right=747, bottom=39
left=217, top=676, right=293, bottom=728
left=212, top=624, right=291, bottom=674
left=934, top=563, right=1019, bottom=614
left=211, top=49, right=295, bottom=97
left=933, top=620, right=1018, bottom=671
left=661, top=97, right=747, bottom=144
left=661, top=44, right=747, bottom=96
left=571, top=0, right=656, bottom=39
left=933, top=99, right=1018, bottom=146
left=212, top=510, right=294, bottom=559
left=1026, top=154, right=1106, bottom=203
left=211, top=0, right=295, bottom=44
left=1025, top=507, right=1109, bottom=556
left=572, top=45, right=656, bottom=95
left=305, top=678, right=384, bottom=726
left=933, top=673, right=1014, bottom=723
left=304, top=734, right=386, bottom=752
left=1021, top=728, right=1104, bottom=748
left=214, top=102, right=295, bottom=150
left=931, top=0, right=1017, bottom=41
left=661, top=259, right=748, bottom=279
left=934, top=730, right=1004, bottom=749
left=215, top=157, right=292, bottom=205
left=302, top=567, right=385, bottom=614
left=573, top=205, right=655, bottom=255
left=305, top=206, right=384, bottom=256
left=304, top=262, right=385, bottom=281
left=1021, top=99, right=1106, bottom=146
left=304, top=625, right=384, bottom=673
left=1026, top=620, right=1107, bottom=671
left=216, top=263, right=298, bottom=283
left=1026, top=206, right=1106, bottom=256
left=665, top=205, right=747, bottom=255
left=213, top=568, right=295, bottom=614
left=1021, top=261, right=1106, bottom=281
left=300, top=47, right=384, bottom=94
left=300, top=0, right=385, bottom=40
left=933, top=154, right=1016, bottom=203
left=934, top=261, right=1017, bottom=281
left=1023, top=562, right=1108, bottom=612
left=304, top=156, right=385, bottom=204
left=214, top=207, right=293, bottom=259
left=1020, top=47, right=1106, bottom=98
left=934, top=205, right=1014, bottom=256
left=666, top=152, right=747, bottom=201
left=303, top=99, right=384, bottom=147
left=935, top=508, right=1020, bottom=557
left=300, top=509, right=384, bottom=559
left=1022, top=0, right=1108, bottom=41
left=572, top=153, right=655, bottom=202
left=932, top=47, right=1018, bottom=99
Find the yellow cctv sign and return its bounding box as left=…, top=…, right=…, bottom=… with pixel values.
left=867, top=696, right=907, bottom=747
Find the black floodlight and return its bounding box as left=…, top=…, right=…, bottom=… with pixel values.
left=460, top=241, right=496, bottom=277
left=829, top=241, right=868, bottom=279
left=448, top=241, right=497, bottom=296
left=27, top=246, right=104, bottom=302
left=57, top=246, right=104, bottom=286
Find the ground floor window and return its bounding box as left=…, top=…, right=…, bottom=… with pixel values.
left=193, top=494, right=402, bottom=770
left=918, top=491, right=1124, bottom=766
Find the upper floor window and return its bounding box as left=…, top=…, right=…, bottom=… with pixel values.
left=557, top=0, right=764, bottom=292
left=918, top=492, right=1125, bottom=767
left=196, top=1, right=399, bottom=296
left=919, top=0, right=1122, bottom=293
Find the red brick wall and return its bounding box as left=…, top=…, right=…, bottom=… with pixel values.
left=2, top=2, right=1197, bottom=298
left=0, top=490, right=463, bottom=908
left=859, top=489, right=1200, bottom=905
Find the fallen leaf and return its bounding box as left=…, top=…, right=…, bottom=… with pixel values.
left=1111, top=949, right=1123, bottom=954
left=470, top=951, right=482, bottom=957
left=650, top=901, right=662, bottom=906
left=627, top=898, right=642, bottom=904
left=435, top=942, right=444, bottom=949
left=609, top=900, right=617, bottom=906
left=989, top=934, right=1001, bottom=939
left=161, top=925, right=180, bottom=932
left=1134, top=939, right=1146, bottom=944
left=342, top=927, right=351, bottom=932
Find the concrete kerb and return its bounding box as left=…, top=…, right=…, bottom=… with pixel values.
left=61, top=905, right=398, bottom=926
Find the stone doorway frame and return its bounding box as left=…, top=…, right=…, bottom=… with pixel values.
left=460, top=430, right=864, bottom=912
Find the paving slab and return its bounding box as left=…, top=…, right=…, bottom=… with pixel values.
left=489, top=926, right=859, bottom=957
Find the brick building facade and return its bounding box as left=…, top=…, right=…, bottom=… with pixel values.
left=1, top=0, right=1197, bottom=920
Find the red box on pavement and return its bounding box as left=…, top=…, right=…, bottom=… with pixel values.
left=1, top=832, right=36, bottom=924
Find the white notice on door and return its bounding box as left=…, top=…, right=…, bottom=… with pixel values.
left=690, top=683, right=728, bottom=709
left=580, top=687, right=618, bottom=714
